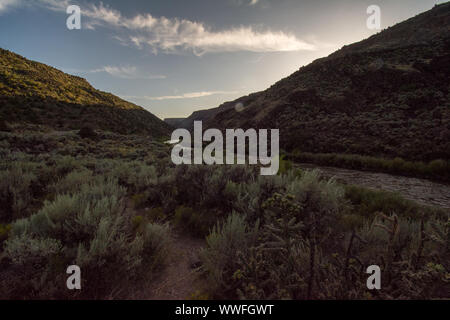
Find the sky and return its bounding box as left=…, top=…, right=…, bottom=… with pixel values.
left=0, top=0, right=447, bottom=119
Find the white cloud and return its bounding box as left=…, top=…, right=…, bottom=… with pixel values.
left=123, top=91, right=239, bottom=101
left=1, top=0, right=71, bottom=15
left=36, top=0, right=69, bottom=11
left=29, top=1, right=316, bottom=55
left=65, top=65, right=166, bottom=80
left=4, top=1, right=317, bottom=55
left=88, top=3, right=315, bottom=55
left=90, top=66, right=166, bottom=80
left=0, top=0, right=21, bottom=13
left=231, top=0, right=260, bottom=7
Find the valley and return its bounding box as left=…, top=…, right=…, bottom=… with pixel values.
left=0, top=2, right=449, bottom=301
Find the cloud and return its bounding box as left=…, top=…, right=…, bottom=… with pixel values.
left=36, top=0, right=69, bottom=11
left=27, top=1, right=316, bottom=55
left=5, top=1, right=317, bottom=55
left=65, top=65, right=166, bottom=80
left=123, top=91, right=239, bottom=101
left=88, top=3, right=315, bottom=55
left=231, top=0, right=260, bottom=7
left=90, top=66, right=166, bottom=80
left=0, top=0, right=21, bottom=13
left=1, top=0, right=70, bottom=15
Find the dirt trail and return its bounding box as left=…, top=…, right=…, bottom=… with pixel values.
left=124, top=200, right=207, bottom=300
left=146, top=233, right=206, bottom=300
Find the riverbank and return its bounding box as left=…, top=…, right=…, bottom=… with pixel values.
left=289, top=151, right=450, bottom=183
left=297, top=163, right=450, bottom=212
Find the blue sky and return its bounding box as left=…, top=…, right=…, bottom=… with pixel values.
left=0, top=0, right=447, bottom=119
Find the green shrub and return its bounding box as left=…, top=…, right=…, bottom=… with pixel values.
left=278, top=155, right=293, bottom=175
left=141, top=222, right=171, bottom=270
left=200, top=213, right=258, bottom=297
left=2, top=178, right=170, bottom=299
left=146, top=207, right=166, bottom=222
left=131, top=193, right=148, bottom=209
left=344, top=185, right=446, bottom=220
left=171, top=165, right=256, bottom=211
left=49, top=168, right=93, bottom=196
left=0, top=120, right=11, bottom=132
left=0, top=223, right=11, bottom=250
left=132, top=215, right=145, bottom=230
left=428, top=159, right=449, bottom=177
left=53, top=156, right=81, bottom=177
left=173, top=206, right=215, bottom=237
left=78, top=126, right=98, bottom=140
left=0, top=164, right=37, bottom=221
left=5, top=235, right=62, bottom=267
left=74, top=215, right=144, bottom=299
left=230, top=172, right=295, bottom=223
left=111, top=162, right=157, bottom=192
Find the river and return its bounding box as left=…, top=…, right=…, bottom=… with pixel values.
left=298, top=163, right=450, bottom=209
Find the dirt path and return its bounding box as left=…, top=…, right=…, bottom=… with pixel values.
left=123, top=200, right=207, bottom=300
left=146, top=233, right=206, bottom=300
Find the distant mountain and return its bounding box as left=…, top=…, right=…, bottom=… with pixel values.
left=164, top=118, right=186, bottom=128
left=0, top=48, right=171, bottom=136
left=165, top=107, right=225, bottom=130
left=202, top=3, right=450, bottom=161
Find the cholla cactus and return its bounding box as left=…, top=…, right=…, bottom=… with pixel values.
left=427, top=218, right=449, bottom=251
left=373, top=212, right=399, bottom=283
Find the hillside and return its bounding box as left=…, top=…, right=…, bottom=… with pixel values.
left=0, top=48, right=171, bottom=136
left=164, top=106, right=224, bottom=129
left=202, top=3, right=450, bottom=161
left=164, top=117, right=185, bottom=128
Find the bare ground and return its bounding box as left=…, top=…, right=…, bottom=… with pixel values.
left=123, top=200, right=207, bottom=300
left=145, top=233, right=206, bottom=300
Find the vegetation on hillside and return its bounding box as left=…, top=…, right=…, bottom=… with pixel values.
left=202, top=3, right=450, bottom=163
left=0, top=48, right=171, bottom=136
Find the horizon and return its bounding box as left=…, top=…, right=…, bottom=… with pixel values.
left=0, top=0, right=448, bottom=119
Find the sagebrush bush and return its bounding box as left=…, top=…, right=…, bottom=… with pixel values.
left=111, top=161, right=157, bottom=193
left=2, top=178, right=172, bottom=299
left=53, top=156, right=81, bottom=177
left=5, top=235, right=62, bottom=267
left=200, top=213, right=258, bottom=297
left=0, top=223, right=11, bottom=251
left=78, top=126, right=98, bottom=140
left=0, top=164, right=37, bottom=221
left=49, top=168, right=93, bottom=196
left=141, top=222, right=171, bottom=270
left=173, top=206, right=216, bottom=237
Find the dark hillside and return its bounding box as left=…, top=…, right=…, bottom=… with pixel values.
left=203, top=3, right=450, bottom=161
left=0, top=48, right=171, bottom=136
